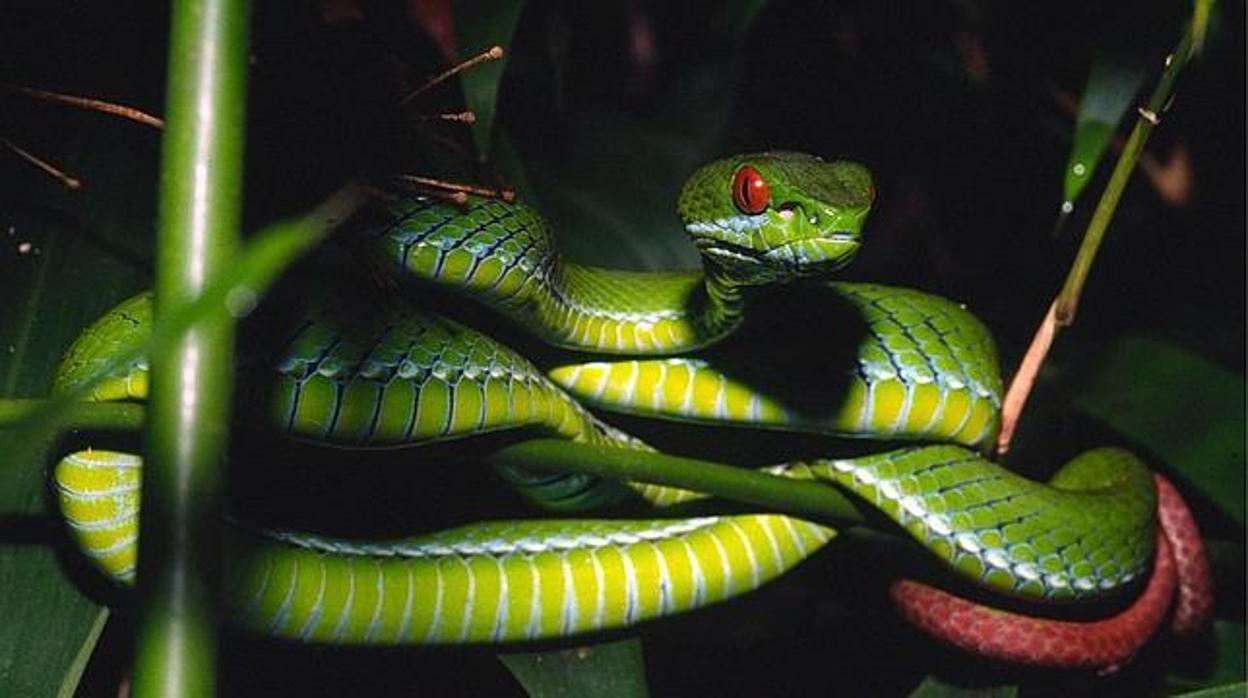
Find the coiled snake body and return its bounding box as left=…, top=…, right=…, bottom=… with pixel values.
left=53, top=152, right=1210, bottom=668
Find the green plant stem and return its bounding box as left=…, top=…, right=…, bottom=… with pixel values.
left=1054, top=24, right=1196, bottom=324
left=132, top=1, right=250, bottom=696
left=4, top=401, right=867, bottom=527
left=0, top=399, right=145, bottom=432
left=1000, top=14, right=1209, bottom=453
left=488, top=439, right=870, bottom=526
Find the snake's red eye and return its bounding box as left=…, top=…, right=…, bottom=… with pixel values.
left=731, top=166, right=770, bottom=214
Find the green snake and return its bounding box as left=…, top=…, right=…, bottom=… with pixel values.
left=51, top=152, right=1209, bottom=667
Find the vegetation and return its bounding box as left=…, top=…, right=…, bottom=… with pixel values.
left=0, top=2, right=1242, bottom=695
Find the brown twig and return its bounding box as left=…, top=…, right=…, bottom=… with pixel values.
left=1, top=137, right=82, bottom=189
left=419, top=188, right=469, bottom=206
left=413, top=110, right=476, bottom=124
left=997, top=301, right=1057, bottom=455
left=395, top=173, right=516, bottom=203
left=4, top=83, right=164, bottom=129
left=398, top=45, right=504, bottom=106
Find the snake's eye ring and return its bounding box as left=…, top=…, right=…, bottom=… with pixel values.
left=732, top=166, right=770, bottom=215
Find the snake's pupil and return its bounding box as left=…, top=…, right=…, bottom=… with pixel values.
left=732, top=166, right=770, bottom=214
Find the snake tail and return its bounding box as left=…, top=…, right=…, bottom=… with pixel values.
left=54, top=448, right=835, bottom=643
left=890, top=474, right=1212, bottom=671
left=1150, top=475, right=1214, bottom=635
left=55, top=450, right=141, bottom=580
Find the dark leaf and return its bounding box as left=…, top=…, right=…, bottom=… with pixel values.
left=1069, top=337, right=1245, bottom=525
left=908, top=675, right=1018, bottom=698
left=1166, top=621, right=1246, bottom=695
left=498, top=637, right=649, bottom=698
left=454, top=0, right=526, bottom=159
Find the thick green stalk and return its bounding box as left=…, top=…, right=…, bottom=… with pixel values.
left=133, top=1, right=250, bottom=696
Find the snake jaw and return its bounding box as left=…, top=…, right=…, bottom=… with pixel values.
left=686, top=208, right=862, bottom=283
left=691, top=236, right=861, bottom=285
left=759, top=234, right=860, bottom=275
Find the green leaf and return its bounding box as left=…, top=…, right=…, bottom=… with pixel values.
left=498, top=637, right=649, bottom=698
left=1058, top=4, right=1185, bottom=211
left=1173, top=682, right=1248, bottom=698
left=0, top=15, right=169, bottom=694
left=454, top=0, right=526, bottom=159
left=55, top=611, right=110, bottom=698
left=1069, top=337, right=1246, bottom=524
left=908, top=675, right=1018, bottom=698
left=519, top=102, right=729, bottom=269
left=0, top=117, right=156, bottom=696
left=1166, top=621, right=1247, bottom=695
left=1207, top=622, right=1248, bottom=684
left=1061, top=59, right=1147, bottom=208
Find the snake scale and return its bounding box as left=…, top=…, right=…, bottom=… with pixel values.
left=51, top=152, right=1211, bottom=668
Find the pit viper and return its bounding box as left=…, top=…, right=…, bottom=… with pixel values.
left=51, top=152, right=1211, bottom=669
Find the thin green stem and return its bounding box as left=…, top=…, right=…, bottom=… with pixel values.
left=1054, top=25, right=1197, bottom=324
left=132, top=1, right=250, bottom=695
left=0, top=399, right=144, bottom=432
left=1002, top=17, right=1206, bottom=453
left=5, top=396, right=865, bottom=526
left=488, top=439, right=870, bottom=526
left=5, top=403, right=862, bottom=525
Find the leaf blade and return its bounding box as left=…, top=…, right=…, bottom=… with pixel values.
left=499, top=637, right=650, bottom=698
left=1069, top=337, right=1246, bottom=524
left=454, top=1, right=526, bottom=159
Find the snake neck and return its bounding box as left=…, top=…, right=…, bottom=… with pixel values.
left=699, top=261, right=747, bottom=344
left=533, top=260, right=744, bottom=355
left=374, top=196, right=745, bottom=355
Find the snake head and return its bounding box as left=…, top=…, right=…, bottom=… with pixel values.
left=677, top=152, right=873, bottom=285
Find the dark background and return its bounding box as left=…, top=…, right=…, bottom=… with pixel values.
left=0, top=1, right=1243, bottom=695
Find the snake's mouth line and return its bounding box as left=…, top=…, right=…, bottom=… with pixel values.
left=693, top=234, right=860, bottom=268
